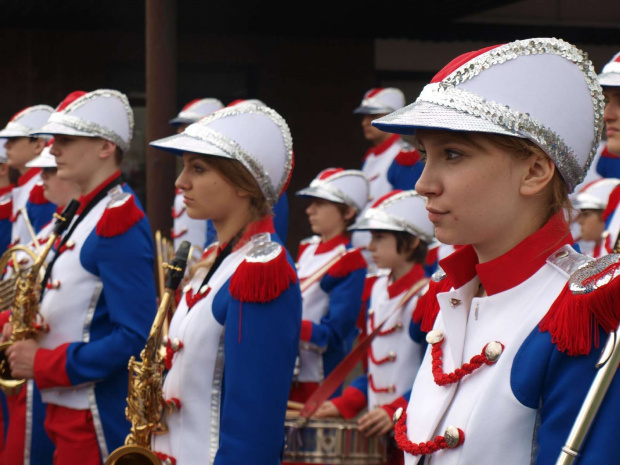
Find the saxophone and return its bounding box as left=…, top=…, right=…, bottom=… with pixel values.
left=0, top=200, right=80, bottom=394
left=105, top=240, right=190, bottom=465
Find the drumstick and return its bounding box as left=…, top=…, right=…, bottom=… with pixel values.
left=287, top=400, right=305, bottom=410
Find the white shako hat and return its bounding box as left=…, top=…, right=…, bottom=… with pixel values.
left=598, top=52, right=620, bottom=87
left=0, top=105, right=54, bottom=138
left=32, top=90, right=134, bottom=153
left=349, top=190, right=435, bottom=244
left=169, top=98, right=224, bottom=125
left=573, top=178, right=620, bottom=210
left=150, top=103, right=293, bottom=206
left=373, top=38, right=605, bottom=193
left=354, top=88, right=406, bottom=115
left=296, top=168, right=370, bottom=212
left=25, top=139, right=56, bottom=168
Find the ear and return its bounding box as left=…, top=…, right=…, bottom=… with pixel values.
left=32, top=138, right=46, bottom=153
left=99, top=140, right=117, bottom=161
left=343, top=206, right=356, bottom=221
left=519, top=153, right=555, bottom=197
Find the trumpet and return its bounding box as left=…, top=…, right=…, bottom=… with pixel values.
left=0, top=200, right=80, bottom=394
left=105, top=240, right=190, bottom=465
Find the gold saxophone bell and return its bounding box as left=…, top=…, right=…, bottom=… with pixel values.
left=0, top=201, right=80, bottom=395
left=105, top=240, right=190, bottom=465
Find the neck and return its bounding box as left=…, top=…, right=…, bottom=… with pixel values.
left=0, top=178, right=11, bottom=189
left=213, top=210, right=252, bottom=247
left=372, top=132, right=391, bottom=147
left=79, top=165, right=119, bottom=195
left=473, top=209, right=547, bottom=264
left=391, top=260, right=414, bottom=282
left=17, top=165, right=29, bottom=175
left=321, top=229, right=346, bottom=243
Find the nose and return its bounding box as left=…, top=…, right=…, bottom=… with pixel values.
left=3, top=139, right=10, bottom=150
left=414, top=161, right=441, bottom=199
left=49, top=141, right=59, bottom=157
left=367, top=238, right=377, bottom=252
left=603, top=98, right=618, bottom=124
left=175, top=167, right=190, bottom=192
left=305, top=202, right=315, bottom=216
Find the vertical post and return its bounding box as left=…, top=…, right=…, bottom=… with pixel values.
left=145, top=0, right=177, bottom=236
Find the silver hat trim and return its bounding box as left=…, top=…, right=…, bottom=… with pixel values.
left=48, top=89, right=134, bottom=153
left=352, top=207, right=434, bottom=243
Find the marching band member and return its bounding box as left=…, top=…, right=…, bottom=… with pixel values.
left=4, top=89, right=157, bottom=464
left=149, top=103, right=301, bottom=464
left=315, top=190, right=434, bottom=465
left=0, top=105, right=57, bottom=246
left=573, top=178, right=620, bottom=258
left=0, top=142, right=79, bottom=465
left=170, top=98, right=224, bottom=250
left=353, top=88, right=424, bottom=263
left=372, top=38, right=620, bottom=464
left=292, top=168, right=369, bottom=402
left=599, top=52, right=620, bottom=250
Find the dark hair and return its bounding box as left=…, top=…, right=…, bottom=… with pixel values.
left=382, top=230, right=428, bottom=264
left=335, top=202, right=357, bottom=228
left=114, top=146, right=123, bottom=166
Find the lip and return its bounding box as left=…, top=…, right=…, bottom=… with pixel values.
left=183, top=196, right=193, bottom=204
left=607, top=127, right=619, bottom=137
left=426, top=207, right=448, bottom=223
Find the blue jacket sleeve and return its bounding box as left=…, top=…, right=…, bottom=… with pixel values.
left=272, top=193, right=289, bottom=245
left=387, top=160, right=424, bottom=191
left=215, top=271, right=302, bottom=464
left=307, top=268, right=365, bottom=349
left=512, top=328, right=620, bottom=464
left=26, top=201, right=56, bottom=234
left=64, top=218, right=157, bottom=384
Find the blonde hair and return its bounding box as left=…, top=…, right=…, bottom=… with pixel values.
left=189, top=156, right=272, bottom=277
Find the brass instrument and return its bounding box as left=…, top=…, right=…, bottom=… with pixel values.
left=0, top=200, right=80, bottom=394
left=105, top=240, right=190, bottom=465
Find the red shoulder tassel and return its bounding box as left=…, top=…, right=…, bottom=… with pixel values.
left=539, top=268, right=620, bottom=356
left=96, top=194, right=145, bottom=238
left=394, top=149, right=421, bottom=167
left=327, top=249, right=367, bottom=278
left=229, top=246, right=298, bottom=303
left=0, top=198, right=12, bottom=220
left=412, top=278, right=452, bottom=333
left=28, top=183, right=48, bottom=205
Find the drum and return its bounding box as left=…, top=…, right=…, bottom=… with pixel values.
left=284, top=418, right=389, bottom=464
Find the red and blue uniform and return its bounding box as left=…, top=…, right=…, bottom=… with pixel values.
left=401, top=213, right=620, bottom=464
left=152, top=217, right=301, bottom=465
left=291, top=234, right=366, bottom=402
left=29, top=171, right=156, bottom=464
left=11, top=168, right=55, bottom=246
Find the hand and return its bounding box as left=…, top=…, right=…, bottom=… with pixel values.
left=5, top=339, right=39, bottom=379
left=313, top=401, right=342, bottom=418
left=358, top=407, right=393, bottom=437
left=1, top=323, right=12, bottom=343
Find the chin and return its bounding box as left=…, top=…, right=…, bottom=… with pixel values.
left=607, top=139, right=620, bottom=156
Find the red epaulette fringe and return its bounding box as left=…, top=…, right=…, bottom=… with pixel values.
left=28, top=183, right=48, bottom=205
left=327, top=249, right=367, bottom=278
left=394, top=149, right=421, bottom=167
left=96, top=194, right=144, bottom=238
left=412, top=278, right=452, bottom=333
left=229, top=245, right=298, bottom=303
left=539, top=267, right=620, bottom=356
left=0, top=198, right=12, bottom=220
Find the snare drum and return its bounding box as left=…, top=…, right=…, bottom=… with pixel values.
left=284, top=418, right=388, bottom=464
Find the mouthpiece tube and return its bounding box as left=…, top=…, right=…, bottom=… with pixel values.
left=166, top=240, right=190, bottom=290
left=53, top=199, right=81, bottom=235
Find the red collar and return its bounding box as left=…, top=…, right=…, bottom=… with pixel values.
left=601, top=145, right=620, bottom=159
left=315, top=234, right=350, bottom=254
left=17, top=168, right=41, bottom=187
left=439, top=212, right=572, bottom=296
left=365, top=134, right=400, bottom=159
left=77, top=170, right=122, bottom=214
left=388, top=263, right=425, bottom=299
left=0, top=184, right=14, bottom=197
left=227, top=216, right=276, bottom=253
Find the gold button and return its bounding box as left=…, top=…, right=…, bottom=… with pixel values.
left=393, top=407, right=404, bottom=423
left=388, top=351, right=396, bottom=361
left=449, top=298, right=461, bottom=307
left=445, top=425, right=460, bottom=448
left=555, top=250, right=569, bottom=259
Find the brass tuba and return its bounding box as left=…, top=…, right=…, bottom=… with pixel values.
left=0, top=200, right=80, bottom=394
left=105, top=240, right=190, bottom=465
